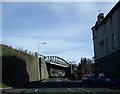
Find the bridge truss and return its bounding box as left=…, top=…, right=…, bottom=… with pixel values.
left=45, top=56, right=69, bottom=67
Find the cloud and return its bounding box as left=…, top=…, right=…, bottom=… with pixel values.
left=3, top=35, right=93, bottom=62
left=57, top=49, right=93, bottom=62
left=2, top=0, right=119, bottom=2
left=2, top=2, right=117, bottom=62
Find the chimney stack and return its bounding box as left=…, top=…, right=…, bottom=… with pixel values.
left=97, top=13, right=104, bottom=24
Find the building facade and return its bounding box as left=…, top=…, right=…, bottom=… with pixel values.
left=91, top=1, right=120, bottom=77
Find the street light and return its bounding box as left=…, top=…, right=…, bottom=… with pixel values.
left=37, top=42, right=47, bottom=80
left=38, top=42, right=47, bottom=56
left=69, top=61, right=74, bottom=77
left=71, top=64, right=73, bottom=75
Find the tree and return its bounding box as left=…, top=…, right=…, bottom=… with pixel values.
left=34, top=52, right=38, bottom=56
left=80, top=57, right=93, bottom=75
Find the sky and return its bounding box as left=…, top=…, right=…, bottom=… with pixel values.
left=2, top=1, right=118, bottom=63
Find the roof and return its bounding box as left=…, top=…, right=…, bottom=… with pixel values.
left=92, top=1, right=120, bottom=30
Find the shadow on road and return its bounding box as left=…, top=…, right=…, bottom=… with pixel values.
left=16, top=81, right=120, bottom=90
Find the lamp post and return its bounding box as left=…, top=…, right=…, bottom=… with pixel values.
left=38, top=42, right=46, bottom=80
left=71, top=64, right=73, bottom=75
left=69, top=61, right=74, bottom=78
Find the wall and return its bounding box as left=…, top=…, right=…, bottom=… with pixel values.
left=26, top=57, right=40, bottom=82
left=2, top=56, right=30, bottom=86
left=40, top=58, right=49, bottom=80
left=92, top=1, right=120, bottom=77
left=2, top=45, right=49, bottom=87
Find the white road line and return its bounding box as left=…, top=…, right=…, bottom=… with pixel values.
left=78, top=88, right=97, bottom=94
left=80, top=88, right=85, bottom=91
left=56, top=78, right=58, bottom=81
left=78, top=88, right=92, bottom=93
left=78, top=88, right=83, bottom=90
left=35, top=89, right=38, bottom=92
left=86, top=90, right=91, bottom=92
left=58, top=78, right=61, bottom=81
left=42, top=80, right=46, bottom=82
left=67, top=88, right=74, bottom=92
left=57, top=78, right=61, bottom=82
left=0, top=87, right=12, bottom=90
left=21, top=90, right=27, bottom=93
left=65, top=78, right=71, bottom=82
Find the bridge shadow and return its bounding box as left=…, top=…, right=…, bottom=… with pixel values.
left=17, top=79, right=120, bottom=90
left=2, top=56, right=29, bottom=87
left=32, top=82, right=100, bottom=88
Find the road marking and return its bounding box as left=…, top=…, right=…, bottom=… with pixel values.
left=78, top=88, right=86, bottom=92
left=82, top=88, right=85, bottom=91
left=78, top=88, right=83, bottom=91
left=35, top=89, right=38, bottom=92
left=78, top=88, right=97, bottom=94
left=78, top=88, right=82, bottom=90
left=86, top=90, right=91, bottom=92
left=42, top=80, right=46, bottom=82
left=67, top=88, right=74, bottom=92
left=57, top=78, right=61, bottom=82
left=21, top=90, right=27, bottom=93
left=0, top=87, right=12, bottom=90
left=59, top=78, right=61, bottom=81
left=57, top=78, right=58, bottom=81
left=78, top=88, right=89, bottom=92
left=65, top=78, right=71, bottom=82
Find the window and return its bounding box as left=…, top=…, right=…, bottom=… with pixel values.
left=104, top=22, right=107, bottom=32
left=112, top=34, right=116, bottom=48
left=99, top=41, right=104, bottom=46
left=104, top=21, right=110, bottom=32
left=110, top=16, right=113, bottom=26
left=106, top=38, right=109, bottom=53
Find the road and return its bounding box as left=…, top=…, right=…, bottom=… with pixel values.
left=1, top=78, right=120, bottom=94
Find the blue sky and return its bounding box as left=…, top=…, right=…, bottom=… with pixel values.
left=2, top=2, right=117, bottom=62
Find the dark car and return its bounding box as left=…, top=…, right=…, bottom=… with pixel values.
left=97, top=74, right=120, bottom=86
left=82, top=74, right=99, bottom=84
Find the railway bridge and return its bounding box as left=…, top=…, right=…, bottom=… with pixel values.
left=38, top=55, right=71, bottom=79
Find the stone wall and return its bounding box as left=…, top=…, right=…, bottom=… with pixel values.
left=2, top=56, right=49, bottom=86
left=26, top=57, right=49, bottom=82
left=26, top=57, right=40, bottom=82
left=40, top=58, right=49, bottom=80
left=2, top=45, right=49, bottom=86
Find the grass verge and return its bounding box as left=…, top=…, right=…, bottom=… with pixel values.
left=0, top=82, right=9, bottom=88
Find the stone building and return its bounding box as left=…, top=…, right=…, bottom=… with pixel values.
left=91, top=1, right=120, bottom=77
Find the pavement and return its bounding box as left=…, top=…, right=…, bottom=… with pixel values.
left=1, top=78, right=120, bottom=94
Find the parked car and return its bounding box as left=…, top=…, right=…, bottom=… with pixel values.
left=82, top=74, right=99, bottom=84
left=97, top=73, right=120, bottom=86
